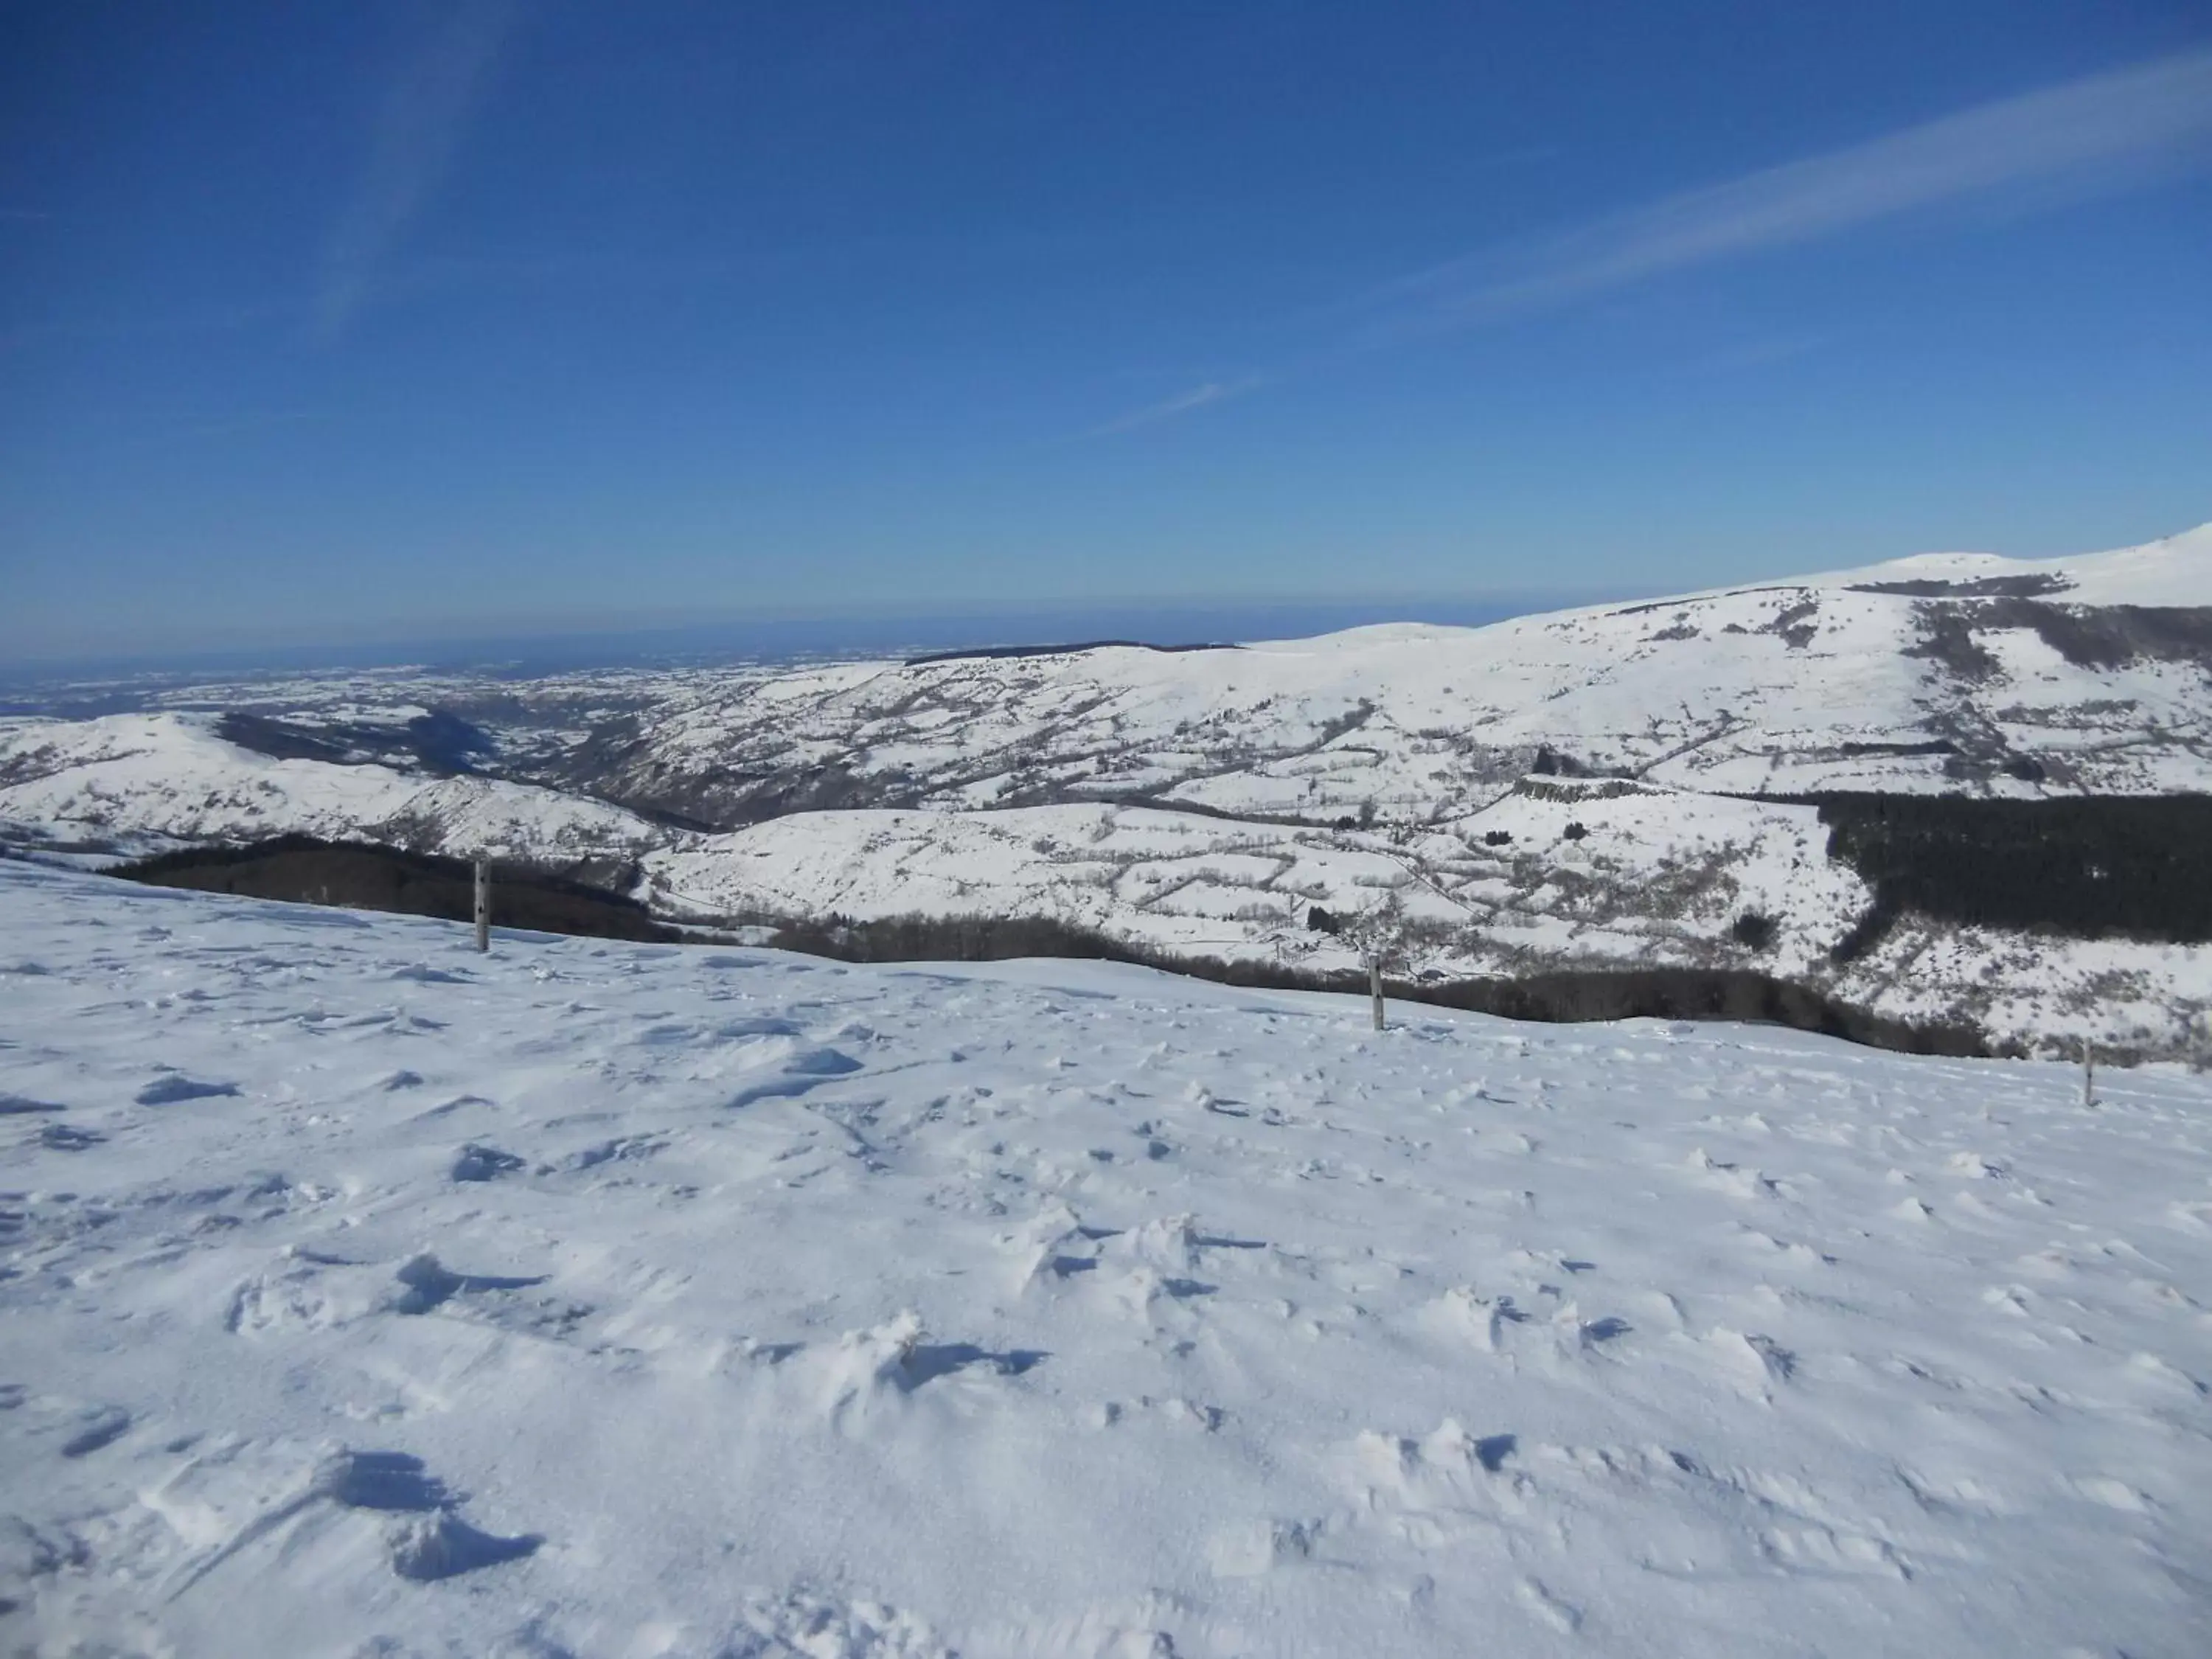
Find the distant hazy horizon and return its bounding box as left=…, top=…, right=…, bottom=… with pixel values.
left=0, top=590, right=1615, bottom=704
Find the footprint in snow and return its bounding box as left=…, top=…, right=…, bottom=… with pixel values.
left=61, top=1405, right=133, bottom=1458
left=717, top=1016, right=805, bottom=1039
left=728, top=1045, right=865, bottom=1107
left=388, top=1253, right=550, bottom=1315
left=313, top=1450, right=543, bottom=1582
left=1208, top=1517, right=1320, bottom=1578
left=227, top=1251, right=566, bottom=1335
left=314, top=1449, right=448, bottom=1512
left=788, top=1312, right=1048, bottom=1433
left=560, top=1134, right=667, bottom=1172
left=451, top=1143, right=526, bottom=1183
left=723, top=1588, right=951, bottom=1658
left=386, top=1512, right=543, bottom=1582
left=1516, top=1578, right=1583, bottom=1634
left=4, top=1393, right=133, bottom=1459
left=135, top=1075, right=239, bottom=1107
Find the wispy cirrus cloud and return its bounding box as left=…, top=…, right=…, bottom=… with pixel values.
left=1086, top=49, right=2212, bottom=434
left=1087, top=375, right=1268, bottom=437
left=1386, top=46, right=2212, bottom=324
left=314, top=0, right=518, bottom=338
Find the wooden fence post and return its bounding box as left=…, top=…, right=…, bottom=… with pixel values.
left=474, top=857, right=491, bottom=953
left=1368, top=952, right=1385, bottom=1032
left=2082, top=1040, right=2095, bottom=1107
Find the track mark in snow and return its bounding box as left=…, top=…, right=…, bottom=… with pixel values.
left=389, top=1253, right=552, bottom=1315
left=1684, top=1148, right=1777, bottom=1199
left=1343, top=1419, right=1527, bottom=1549
left=1516, top=1576, right=1582, bottom=1633
left=134, top=1074, right=239, bottom=1106
left=559, top=1134, right=668, bottom=1172
left=389, top=964, right=468, bottom=984
left=452, top=1143, right=526, bottom=1182
left=1091, top=1396, right=1225, bottom=1433
left=227, top=1252, right=383, bottom=1335
left=798, top=1311, right=1046, bottom=1433
left=319, top=1449, right=451, bottom=1511
left=1208, top=1517, right=1320, bottom=1578
left=722, top=1588, right=953, bottom=1658
left=226, top=1251, right=558, bottom=1332
left=727, top=1041, right=866, bottom=1107
left=1947, top=1152, right=2008, bottom=1180
left=59, top=1405, right=132, bottom=1458
left=1692, top=1329, right=1800, bottom=1399
left=1421, top=1285, right=1531, bottom=1352
left=386, top=1511, right=543, bottom=1582
left=147, top=1444, right=542, bottom=1598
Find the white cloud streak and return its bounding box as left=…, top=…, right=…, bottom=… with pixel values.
left=314, top=0, right=518, bottom=338
left=1090, top=50, right=2212, bottom=433
left=1088, top=375, right=1267, bottom=437
left=1399, top=46, right=2212, bottom=321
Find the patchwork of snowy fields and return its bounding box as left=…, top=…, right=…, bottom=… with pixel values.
left=3, top=861, right=2210, bottom=1657
left=6, top=524, right=2211, bottom=1058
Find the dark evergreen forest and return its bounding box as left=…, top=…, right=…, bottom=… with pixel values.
left=116, top=837, right=678, bottom=944
left=1809, top=793, right=2212, bottom=946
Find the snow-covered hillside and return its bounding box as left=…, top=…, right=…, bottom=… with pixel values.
left=0, top=712, right=663, bottom=863
left=572, top=522, right=2212, bottom=824
left=3, top=863, right=2209, bottom=1656
left=4, top=524, right=2209, bottom=1056
left=635, top=784, right=2212, bottom=1059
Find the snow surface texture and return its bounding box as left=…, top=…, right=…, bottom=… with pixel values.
left=4, top=862, right=2210, bottom=1657
left=4, top=524, right=2211, bottom=1055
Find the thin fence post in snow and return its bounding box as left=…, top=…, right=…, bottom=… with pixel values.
left=2082, top=1040, right=2095, bottom=1107
left=474, top=857, right=491, bottom=953
left=1368, top=952, right=1385, bottom=1032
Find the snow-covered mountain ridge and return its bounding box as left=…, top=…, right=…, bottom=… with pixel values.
left=3, top=523, right=2209, bottom=1056
left=565, top=521, right=2212, bottom=824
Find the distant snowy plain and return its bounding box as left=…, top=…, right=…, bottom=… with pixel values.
left=4, top=862, right=2209, bottom=1655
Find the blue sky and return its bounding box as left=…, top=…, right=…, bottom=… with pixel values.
left=3, top=2, right=2210, bottom=661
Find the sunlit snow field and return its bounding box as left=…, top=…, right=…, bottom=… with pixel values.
left=2, top=858, right=2208, bottom=1657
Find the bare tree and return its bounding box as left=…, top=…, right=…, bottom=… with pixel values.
left=1340, top=888, right=1414, bottom=1032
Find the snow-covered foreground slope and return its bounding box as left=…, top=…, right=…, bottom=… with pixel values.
left=4, top=864, right=2209, bottom=1658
